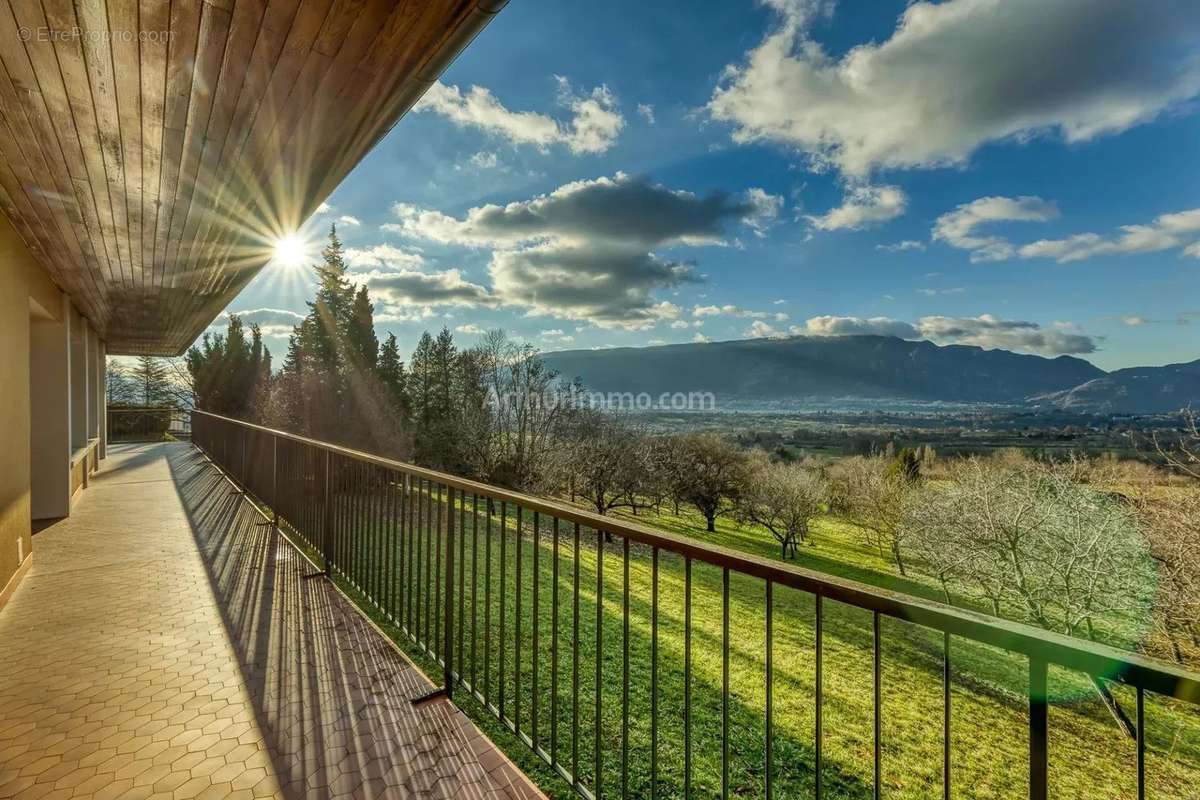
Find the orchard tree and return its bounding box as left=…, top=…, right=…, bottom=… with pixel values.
left=829, top=455, right=917, bottom=574
left=737, top=452, right=828, bottom=558
left=675, top=433, right=748, bottom=532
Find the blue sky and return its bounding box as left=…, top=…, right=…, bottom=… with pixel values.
left=223, top=0, right=1200, bottom=371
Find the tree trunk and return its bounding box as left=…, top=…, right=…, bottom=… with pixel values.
left=1089, top=675, right=1137, bottom=740
left=706, top=513, right=716, bottom=532
left=892, top=541, right=907, bottom=576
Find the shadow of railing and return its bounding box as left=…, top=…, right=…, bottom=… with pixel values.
left=164, top=445, right=498, bottom=798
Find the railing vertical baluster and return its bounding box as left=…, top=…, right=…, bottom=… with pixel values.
left=595, top=528, right=604, bottom=799
left=443, top=485, right=455, bottom=696
left=651, top=546, right=659, bottom=800
left=944, top=631, right=952, bottom=800
left=485, top=498, right=493, bottom=705
left=816, top=593, right=823, bottom=800
left=499, top=502, right=508, bottom=721
left=721, top=567, right=729, bottom=800
left=425, top=480, right=433, bottom=652
left=765, top=580, right=773, bottom=800
left=874, top=610, right=882, bottom=800
left=387, top=469, right=398, bottom=622
left=458, top=492, right=466, bottom=685
left=1136, top=686, right=1145, bottom=800
left=321, top=450, right=332, bottom=575
left=551, top=516, right=560, bottom=768
left=1029, top=658, right=1048, bottom=800
left=515, top=506, right=523, bottom=736
left=271, top=436, right=278, bottom=529
left=622, top=536, right=630, bottom=800
left=532, top=511, right=540, bottom=750
left=472, top=494, right=479, bottom=692
left=684, top=555, right=691, bottom=800
left=572, top=520, right=581, bottom=789
left=434, top=484, right=444, bottom=658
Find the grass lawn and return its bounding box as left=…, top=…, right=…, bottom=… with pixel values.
left=286, top=484, right=1200, bottom=799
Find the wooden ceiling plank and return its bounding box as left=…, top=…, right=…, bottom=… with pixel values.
left=159, top=1, right=233, bottom=347
left=139, top=0, right=169, bottom=296
left=174, top=0, right=267, bottom=285
left=153, top=0, right=201, bottom=289
left=162, top=2, right=231, bottom=287
left=107, top=0, right=145, bottom=289
left=34, top=0, right=128, bottom=288
left=3, top=0, right=117, bottom=302
left=77, top=0, right=135, bottom=290
left=166, top=0, right=335, bottom=345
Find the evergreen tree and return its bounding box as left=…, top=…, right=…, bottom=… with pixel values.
left=377, top=333, right=407, bottom=412
left=347, top=286, right=379, bottom=372
left=133, top=356, right=171, bottom=406
left=185, top=315, right=272, bottom=419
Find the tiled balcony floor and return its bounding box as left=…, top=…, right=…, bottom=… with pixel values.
left=0, top=442, right=542, bottom=800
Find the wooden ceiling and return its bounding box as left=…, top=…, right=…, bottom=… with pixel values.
left=0, top=0, right=504, bottom=355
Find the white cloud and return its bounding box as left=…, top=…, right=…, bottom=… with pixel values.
left=709, top=0, right=1200, bottom=176
left=807, top=184, right=907, bottom=231
left=934, top=199, right=1200, bottom=263
left=637, top=103, right=656, bottom=124
left=693, top=304, right=771, bottom=319
left=1017, top=207, right=1200, bottom=262
left=1121, top=315, right=1152, bottom=326
left=456, top=324, right=484, bottom=334
left=802, top=313, right=1095, bottom=355
left=876, top=240, right=925, bottom=253
left=415, top=79, right=624, bottom=155
left=345, top=244, right=425, bottom=271
left=803, top=315, right=921, bottom=339
left=933, top=196, right=1059, bottom=261
left=362, top=269, right=495, bottom=308
left=316, top=202, right=332, bottom=214
left=469, top=151, right=500, bottom=169
left=388, top=174, right=760, bottom=329
left=693, top=332, right=712, bottom=343
left=745, top=320, right=784, bottom=338
left=210, top=307, right=304, bottom=339
left=337, top=215, right=361, bottom=227
left=915, top=314, right=1096, bottom=355
left=744, top=188, right=784, bottom=236
left=917, top=287, right=966, bottom=296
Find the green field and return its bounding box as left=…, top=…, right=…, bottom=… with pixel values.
left=291, top=486, right=1200, bottom=800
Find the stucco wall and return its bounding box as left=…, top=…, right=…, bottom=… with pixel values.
left=0, top=215, right=65, bottom=604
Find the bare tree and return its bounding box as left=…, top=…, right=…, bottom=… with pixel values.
left=1149, top=408, right=1200, bottom=480
left=557, top=410, right=652, bottom=518
left=829, top=455, right=916, bottom=574
left=674, top=433, right=748, bottom=532
left=1133, top=483, right=1200, bottom=666
left=906, top=456, right=1152, bottom=738
left=736, top=452, right=828, bottom=558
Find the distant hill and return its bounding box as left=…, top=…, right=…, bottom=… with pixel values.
left=541, top=336, right=1200, bottom=413
left=1029, top=359, right=1200, bottom=414
left=543, top=335, right=1106, bottom=405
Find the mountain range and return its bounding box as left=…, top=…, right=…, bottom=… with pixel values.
left=541, top=335, right=1200, bottom=414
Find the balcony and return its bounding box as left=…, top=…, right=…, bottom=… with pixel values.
left=0, top=440, right=541, bottom=800
left=184, top=411, right=1200, bottom=800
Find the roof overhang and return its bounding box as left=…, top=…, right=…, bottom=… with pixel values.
left=0, top=0, right=506, bottom=355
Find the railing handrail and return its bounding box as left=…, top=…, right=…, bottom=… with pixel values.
left=190, top=408, right=1200, bottom=705
left=108, top=405, right=186, bottom=411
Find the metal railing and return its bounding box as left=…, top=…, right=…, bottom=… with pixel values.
left=191, top=409, right=1200, bottom=800
left=107, top=406, right=191, bottom=442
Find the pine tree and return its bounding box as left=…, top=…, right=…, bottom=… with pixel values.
left=134, top=356, right=170, bottom=407
left=347, top=285, right=379, bottom=372
left=377, top=333, right=407, bottom=411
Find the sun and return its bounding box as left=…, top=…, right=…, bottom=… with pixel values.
left=272, top=233, right=308, bottom=269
